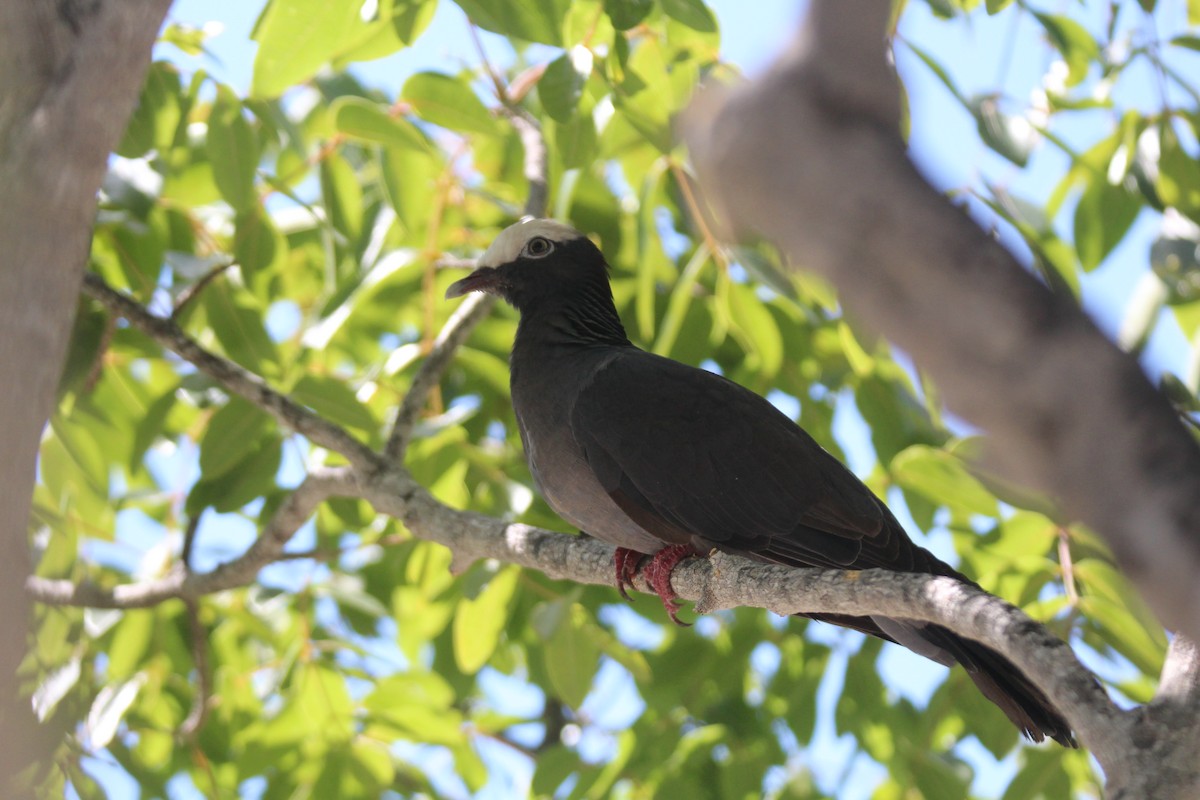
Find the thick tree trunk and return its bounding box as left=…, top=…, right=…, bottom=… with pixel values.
left=0, top=0, right=172, bottom=793
left=682, top=0, right=1200, bottom=794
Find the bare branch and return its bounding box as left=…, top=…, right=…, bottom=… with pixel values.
left=681, top=0, right=1200, bottom=645
left=27, top=431, right=1131, bottom=768
left=181, top=512, right=203, bottom=570
left=83, top=274, right=382, bottom=472
left=383, top=108, right=547, bottom=459
left=385, top=292, right=495, bottom=459
left=509, top=109, right=549, bottom=219
left=27, top=467, right=353, bottom=608
left=170, top=258, right=235, bottom=322
left=178, top=598, right=212, bottom=739
left=1156, top=636, right=1200, bottom=707
left=353, top=463, right=1121, bottom=756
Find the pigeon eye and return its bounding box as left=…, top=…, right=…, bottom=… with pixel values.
left=524, top=236, right=554, bottom=258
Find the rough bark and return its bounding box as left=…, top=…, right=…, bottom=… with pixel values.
left=0, top=0, right=172, bottom=792
left=681, top=0, right=1200, bottom=795
left=21, top=270, right=1126, bottom=781
left=16, top=3, right=1200, bottom=794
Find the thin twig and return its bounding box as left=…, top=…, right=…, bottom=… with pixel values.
left=669, top=161, right=729, bottom=270
left=385, top=291, right=495, bottom=459
left=179, top=597, right=212, bottom=739
left=81, top=273, right=382, bottom=472
left=383, top=104, right=548, bottom=460
left=170, top=258, right=235, bottom=322
left=1058, top=526, right=1079, bottom=605
left=82, top=312, right=117, bottom=395
left=26, top=467, right=353, bottom=608
left=509, top=108, right=549, bottom=218
left=468, top=23, right=509, bottom=105
left=181, top=512, right=203, bottom=570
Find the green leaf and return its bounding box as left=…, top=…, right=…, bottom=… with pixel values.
left=251, top=0, right=363, bottom=97
left=452, top=565, right=520, bottom=673
left=1033, top=13, right=1099, bottom=87
left=1158, top=130, right=1200, bottom=225
left=735, top=244, right=798, bottom=300
left=290, top=375, right=378, bottom=433
left=364, top=671, right=455, bottom=713
left=204, top=281, right=280, bottom=376
left=604, top=0, right=652, bottom=30
left=118, top=62, right=183, bottom=158
left=1074, top=558, right=1167, bottom=673
left=904, top=41, right=967, bottom=105
left=891, top=444, right=999, bottom=517
left=293, top=663, right=355, bottom=741
left=1002, top=749, right=1072, bottom=800
left=332, top=96, right=430, bottom=150
left=87, top=674, right=146, bottom=750
left=160, top=22, right=218, bottom=55
left=334, top=0, right=437, bottom=64
left=57, top=302, right=108, bottom=399
left=319, top=152, right=365, bottom=242
left=726, top=281, right=784, bottom=380
left=532, top=746, right=579, bottom=797
left=450, top=0, right=570, bottom=45
left=234, top=206, right=284, bottom=281
left=33, top=657, right=82, bottom=723
left=544, top=604, right=600, bottom=709
left=1153, top=227, right=1200, bottom=305
left=540, top=47, right=593, bottom=123
left=49, top=417, right=108, bottom=494
left=551, top=114, right=598, bottom=170
left=969, top=94, right=1035, bottom=167
left=206, top=84, right=259, bottom=212
left=199, top=397, right=273, bottom=481
left=401, top=72, right=496, bottom=135
left=660, top=0, right=717, bottom=32
left=985, top=0, right=1014, bottom=12
left=107, top=610, right=154, bottom=679
left=382, top=142, right=440, bottom=230
left=610, top=38, right=674, bottom=152
left=189, top=433, right=281, bottom=514
left=1073, top=179, right=1141, bottom=272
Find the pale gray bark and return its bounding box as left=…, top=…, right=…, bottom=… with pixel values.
left=681, top=0, right=1200, bottom=795
left=25, top=269, right=1122, bottom=775
left=17, top=2, right=1199, bottom=794
left=0, top=0, right=172, bottom=793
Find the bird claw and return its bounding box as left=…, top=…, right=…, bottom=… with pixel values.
left=613, top=548, right=642, bottom=601
left=612, top=545, right=697, bottom=625
left=644, top=544, right=696, bottom=626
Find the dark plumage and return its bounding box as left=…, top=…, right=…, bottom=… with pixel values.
left=446, top=218, right=1075, bottom=747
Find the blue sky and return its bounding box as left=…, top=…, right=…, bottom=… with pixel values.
left=75, top=1, right=1198, bottom=797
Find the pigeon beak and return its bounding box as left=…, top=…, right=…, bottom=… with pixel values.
left=445, top=267, right=500, bottom=299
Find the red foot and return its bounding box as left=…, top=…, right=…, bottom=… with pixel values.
left=612, top=545, right=698, bottom=625
left=644, top=544, right=698, bottom=626
left=614, top=548, right=643, bottom=601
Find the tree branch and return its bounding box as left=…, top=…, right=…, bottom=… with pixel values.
left=82, top=274, right=382, bottom=472
left=350, top=463, right=1123, bottom=756
left=383, top=105, right=548, bottom=459
left=26, top=467, right=353, bottom=608
left=681, top=0, right=1200, bottom=645
left=178, top=598, right=211, bottom=739
left=385, top=291, right=494, bottom=459
left=27, top=448, right=1123, bottom=759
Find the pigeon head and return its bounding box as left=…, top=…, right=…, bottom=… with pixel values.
left=445, top=218, right=612, bottom=314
